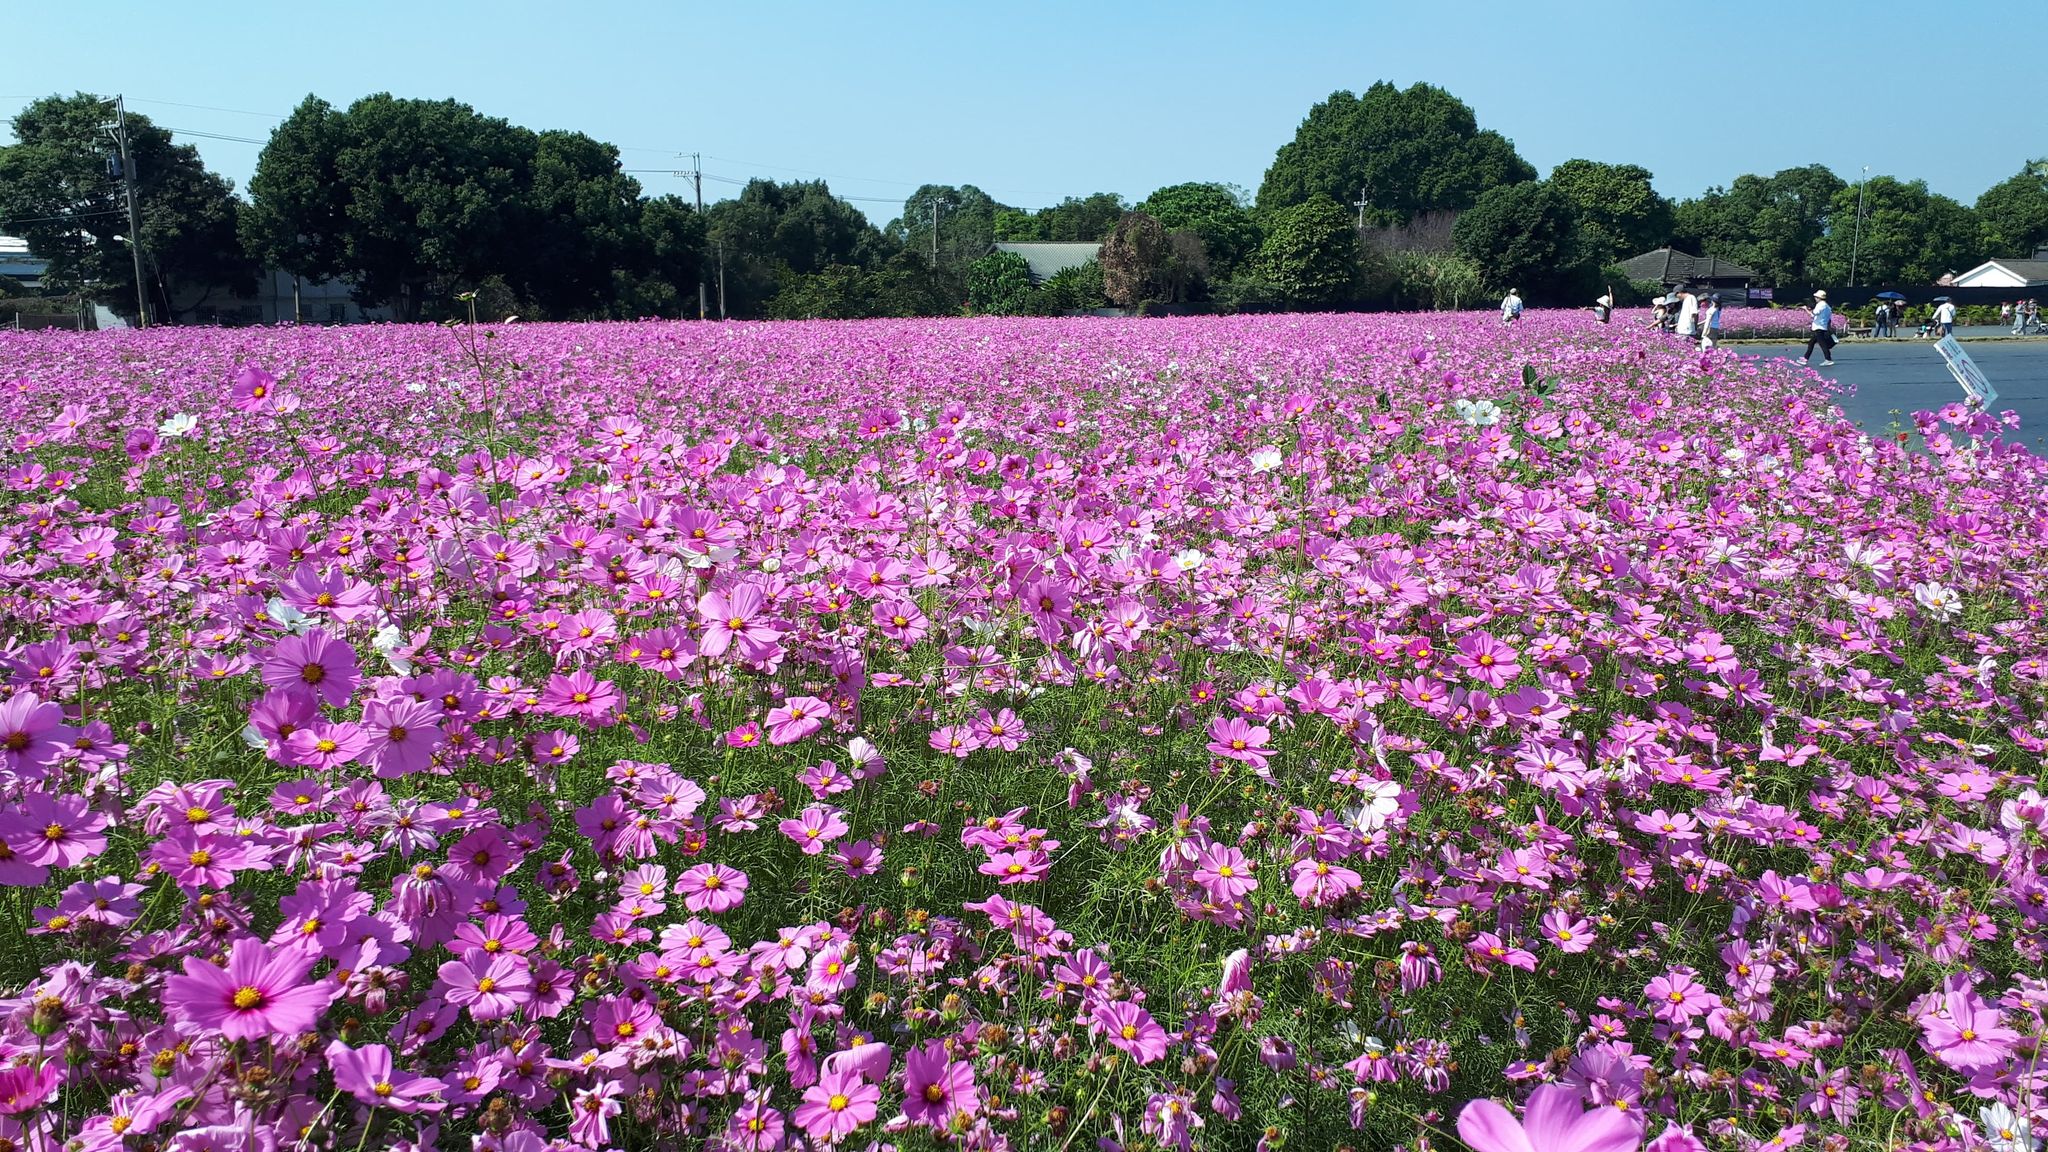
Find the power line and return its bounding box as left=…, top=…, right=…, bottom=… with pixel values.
left=128, top=97, right=285, bottom=120
left=0, top=208, right=128, bottom=226
left=162, top=126, right=269, bottom=145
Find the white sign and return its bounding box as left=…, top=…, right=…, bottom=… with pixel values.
left=1934, top=336, right=1998, bottom=409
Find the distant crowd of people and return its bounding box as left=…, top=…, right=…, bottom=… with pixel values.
left=1636, top=284, right=1724, bottom=349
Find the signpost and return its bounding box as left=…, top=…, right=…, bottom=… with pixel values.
left=1934, top=335, right=1998, bottom=409
left=1747, top=287, right=1774, bottom=301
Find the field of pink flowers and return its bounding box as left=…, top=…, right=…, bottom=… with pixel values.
left=0, top=310, right=2043, bottom=1152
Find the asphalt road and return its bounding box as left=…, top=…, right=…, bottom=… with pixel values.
left=1764, top=337, right=2048, bottom=449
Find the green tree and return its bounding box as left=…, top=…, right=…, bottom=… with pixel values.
left=704, top=179, right=892, bottom=318
left=246, top=93, right=537, bottom=319
left=508, top=131, right=646, bottom=318
left=1036, top=193, right=1127, bottom=242
left=889, top=184, right=1013, bottom=275
left=1975, top=160, right=2048, bottom=257
left=1137, top=182, right=1261, bottom=279
left=1451, top=180, right=1595, bottom=302
left=767, top=256, right=951, bottom=320
left=1671, top=164, right=1846, bottom=286
left=1807, top=176, right=1978, bottom=286
left=965, top=250, right=1037, bottom=315
left=991, top=208, right=1043, bottom=241
left=1, top=92, right=257, bottom=323
left=1547, top=159, right=1672, bottom=263
left=1253, top=194, right=1359, bottom=309
left=1256, top=82, right=1535, bottom=221
left=635, top=195, right=707, bottom=316
left=1039, top=258, right=1106, bottom=313
left=1387, top=251, right=1484, bottom=311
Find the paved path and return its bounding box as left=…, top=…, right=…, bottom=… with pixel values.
left=1761, top=338, right=2048, bottom=449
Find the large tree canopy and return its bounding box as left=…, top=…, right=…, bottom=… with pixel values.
left=1975, top=160, right=2048, bottom=258
left=1670, top=165, right=1846, bottom=287
left=1451, top=180, right=1596, bottom=303
left=1136, top=183, right=1261, bottom=280
left=1253, top=195, right=1359, bottom=309
left=1256, top=82, right=1535, bottom=222
left=0, top=92, right=255, bottom=322
left=1547, top=159, right=1672, bottom=264
left=1806, top=176, right=1978, bottom=287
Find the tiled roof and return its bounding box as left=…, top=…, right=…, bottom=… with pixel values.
left=1616, top=248, right=1755, bottom=284
left=993, top=242, right=1102, bottom=283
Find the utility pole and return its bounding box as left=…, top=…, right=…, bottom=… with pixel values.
left=1848, top=166, right=1869, bottom=288
left=926, top=197, right=948, bottom=266
left=111, top=96, right=148, bottom=328
left=692, top=154, right=707, bottom=320
left=1354, top=188, right=1370, bottom=232
left=716, top=240, right=726, bottom=319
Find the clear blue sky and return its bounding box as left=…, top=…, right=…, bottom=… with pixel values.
left=6, top=2, right=2041, bottom=224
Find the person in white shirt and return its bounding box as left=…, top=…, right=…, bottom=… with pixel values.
left=1794, top=289, right=1835, bottom=366
left=1591, top=287, right=1614, bottom=324
left=1501, top=289, right=1523, bottom=325
left=1934, top=299, right=1958, bottom=337
left=1701, top=295, right=1723, bottom=348
left=1672, top=285, right=1699, bottom=342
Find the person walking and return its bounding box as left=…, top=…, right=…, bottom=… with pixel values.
left=1934, top=298, right=1958, bottom=337
left=1873, top=301, right=1892, bottom=338
left=2001, top=302, right=2013, bottom=329
left=1701, top=293, right=1723, bottom=349
left=1500, top=288, right=1523, bottom=325
left=1794, top=290, right=1836, bottom=366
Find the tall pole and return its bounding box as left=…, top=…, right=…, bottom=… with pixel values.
left=114, top=96, right=148, bottom=328
left=927, top=198, right=946, bottom=266
left=1354, top=188, right=1369, bottom=232
left=693, top=153, right=707, bottom=320
left=1849, top=166, right=1868, bottom=288
left=716, top=240, right=726, bottom=320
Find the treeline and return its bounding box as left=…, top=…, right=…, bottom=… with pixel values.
left=4, top=85, right=2045, bottom=323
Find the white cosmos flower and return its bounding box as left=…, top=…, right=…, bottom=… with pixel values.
left=1347, top=780, right=1403, bottom=832
left=1979, top=1103, right=2036, bottom=1152
left=158, top=413, right=199, bottom=439
left=266, top=597, right=314, bottom=636
left=1173, top=548, right=1206, bottom=573
left=1912, top=581, right=1962, bottom=621
left=1451, top=398, right=1504, bottom=427
left=1248, top=446, right=1283, bottom=474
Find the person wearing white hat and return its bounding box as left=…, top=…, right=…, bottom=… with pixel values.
left=1794, top=289, right=1835, bottom=366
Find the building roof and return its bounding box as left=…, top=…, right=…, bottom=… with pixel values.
left=992, top=241, right=1101, bottom=283
left=0, top=235, right=33, bottom=257
left=1615, top=248, right=1756, bottom=285
left=1956, top=258, right=2048, bottom=285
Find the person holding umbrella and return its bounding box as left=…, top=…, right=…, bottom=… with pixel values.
left=1874, top=291, right=1905, bottom=337
left=1934, top=296, right=1958, bottom=337
left=1793, top=290, right=1835, bottom=366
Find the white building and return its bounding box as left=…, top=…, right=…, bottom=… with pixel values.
left=1950, top=247, right=2048, bottom=289
left=0, top=235, right=50, bottom=291
left=171, top=270, right=391, bottom=326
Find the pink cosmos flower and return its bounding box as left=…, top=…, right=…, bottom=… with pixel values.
left=1205, top=716, right=1272, bottom=766
left=1921, top=988, right=2022, bottom=1070
left=165, top=937, right=334, bottom=1040
left=698, top=583, right=782, bottom=659
left=438, top=948, right=532, bottom=1021
left=0, top=692, right=75, bottom=777
left=979, top=849, right=1051, bottom=884
left=903, top=1038, right=980, bottom=1128
left=1454, top=631, right=1522, bottom=689
left=1457, top=1083, right=1643, bottom=1152
left=929, top=724, right=982, bottom=758
left=326, top=1040, right=447, bottom=1112
left=1645, top=969, right=1719, bottom=1025
left=3, top=793, right=110, bottom=870
left=779, top=805, right=849, bottom=855
left=1094, top=1000, right=1169, bottom=1065
left=970, top=707, right=1028, bottom=751
left=676, top=863, right=749, bottom=912
left=765, top=696, right=829, bottom=745
left=795, top=1067, right=880, bottom=1144
left=1194, top=842, right=1258, bottom=902
left=261, top=629, right=361, bottom=709
left=1542, top=908, right=1595, bottom=954
left=283, top=721, right=370, bottom=770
